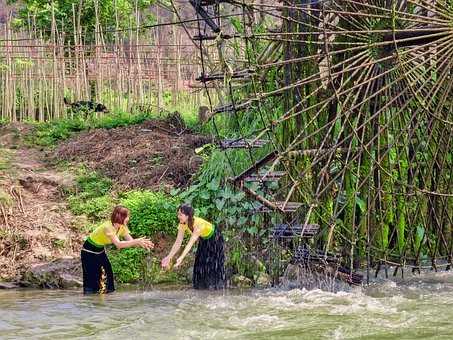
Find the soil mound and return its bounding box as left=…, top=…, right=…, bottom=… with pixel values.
left=54, top=117, right=210, bottom=190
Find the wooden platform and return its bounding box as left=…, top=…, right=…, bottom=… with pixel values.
left=220, top=138, right=268, bottom=149
left=253, top=201, right=302, bottom=213
left=244, top=171, right=285, bottom=182
left=271, top=223, right=320, bottom=239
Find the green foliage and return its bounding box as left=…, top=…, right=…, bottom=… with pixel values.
left=109, top=247, right=149, bottom=283
left=67, top=168, right=114, bottom=220
left=76, top=168, right=113, bottom=196
left=120, top=190, right=180, bottom=238
left=175, top=150, right=280, bottom=240
left=25, top=111, right=152, bottom=147
left=227, top=239, right=256, bottom=278
left=68, top=194, right=113, bottom=220
left=92, top=110, right=152, bottom=130
left=25, top=108, right=198, bottom=147
left=141, top=255, right=184, bottom=285
left=10, top=0, right=156, bottom=44
left=26, top=117, right=86, bottom=147
left=174, top=151, right=251, bottom=227
left=110, top=249, right=185, bottom=284
left=415, top=225, right=425, bottom=253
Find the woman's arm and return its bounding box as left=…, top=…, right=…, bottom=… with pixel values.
left=161, top=226, right=186, bottom=268
left=125, top=231, right=154, bottom=248
left=108, top=232, right=153, bottom=249
left=174, top=230, right=200, bottom=268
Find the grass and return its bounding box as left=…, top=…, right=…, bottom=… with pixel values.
left=65, top=166, right=115, bottom=221
left=0, top=148, right=13, bottom=173
left=24, top=110, right=153, bottom=147
left=25, top=105, right=200, bottom=148
left=0, top=189, right=13, bottom=207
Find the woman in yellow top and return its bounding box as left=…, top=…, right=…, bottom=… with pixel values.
left=81, top=205, right=154, bottom=294
left=161, top=204, right=225, bottom=289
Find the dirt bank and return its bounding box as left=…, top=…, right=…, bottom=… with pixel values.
left=0, top=118, right=209, bottom=285
left=54, top=118, right=210, bottom=190
left=0, top=123, right=83, bottom=282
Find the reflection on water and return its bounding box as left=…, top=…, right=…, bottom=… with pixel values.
left=1, top=272, right=453, bottom=339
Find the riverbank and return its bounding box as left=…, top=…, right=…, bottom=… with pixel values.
left=0, top=116, right=205, bottom=288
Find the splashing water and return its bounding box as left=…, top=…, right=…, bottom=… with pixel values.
left=1, top=272, right=453, bottom=339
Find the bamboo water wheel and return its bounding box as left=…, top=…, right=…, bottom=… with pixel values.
left=190, top=0, right=453, bottom=284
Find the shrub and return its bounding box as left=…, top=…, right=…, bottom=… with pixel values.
left=26, top=117, right=87, bottom=147
left=119, top=190, right=180, bottom=238
left=93, top=111, right=151, bottom=130
left=68, top=194, right=114, bottom=220
left=75, top=170, right=113, bottom=198
left=109, top=248, right=185, bottom=285
left=109, top=248, right=149, bottom=283
left=67, top=168, right=114, bottom=220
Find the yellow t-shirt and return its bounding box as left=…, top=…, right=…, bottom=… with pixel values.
left=88, top=221, right=130, bottom=247
left=179, top=216, right=214, bottom=239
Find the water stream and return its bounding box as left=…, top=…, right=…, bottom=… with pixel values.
left=1, top=272, right=453, bottom=339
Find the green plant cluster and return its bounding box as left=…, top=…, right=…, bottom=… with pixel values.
left=119, top=190, right=180, bottom=238
left=67, top=168, right=114, bottom=220
left=172, top=149, right=278, bottom=284
left=108, top=247, right=149, bottom=283
left=108, top=190, right=182, bottom=284
left=140, top=255, right=185, bottom=285
left=26, top=111, right=154, bottom=147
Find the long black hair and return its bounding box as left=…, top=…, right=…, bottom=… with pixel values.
left=179, top=204, right=195, bottom=231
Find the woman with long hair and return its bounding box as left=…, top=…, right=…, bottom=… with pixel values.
left=161, top=204, right=225, bottom=289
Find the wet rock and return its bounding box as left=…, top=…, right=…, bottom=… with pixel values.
left=0, top=281, right=20, bottom=289
left=283, top=264, right=300, bottom=282
left=59, top=273, right=83, bottom=289
left=22, top=257, right=82, bottom=289
left=231, top=274, right=253, bottom=288
left=255, top=272, right=272, bottom=288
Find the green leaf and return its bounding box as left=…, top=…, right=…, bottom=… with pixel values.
left=238, top=216, right=247, bottom=226
left=221, top=189, right=234, bottom=200
left=356, top=196, right=366, bottom=213
left=170, top=188, right=180, bottom=196
left=247, top=226, right=258, bottom=235
left=232, top=191, right=246, bottom=203
left=200, top=190, right=210, bottom=200
left=207, top=179, right=220, bottom=191
left=215, top=199, right=225, bottom=210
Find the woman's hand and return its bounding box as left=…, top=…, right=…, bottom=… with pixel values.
left=136, top=237, right=154, bottom=249
left=161, top=256, right=172, bottom=269
left=174, top=257, right=183, bottom=268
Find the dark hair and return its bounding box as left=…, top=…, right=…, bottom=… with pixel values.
left=178, top=204, right=194, bottom=231
left=111, top=205, right=129, bottom=225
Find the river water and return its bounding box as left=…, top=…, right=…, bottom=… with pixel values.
left=1, top=272, right=453, bottom=339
